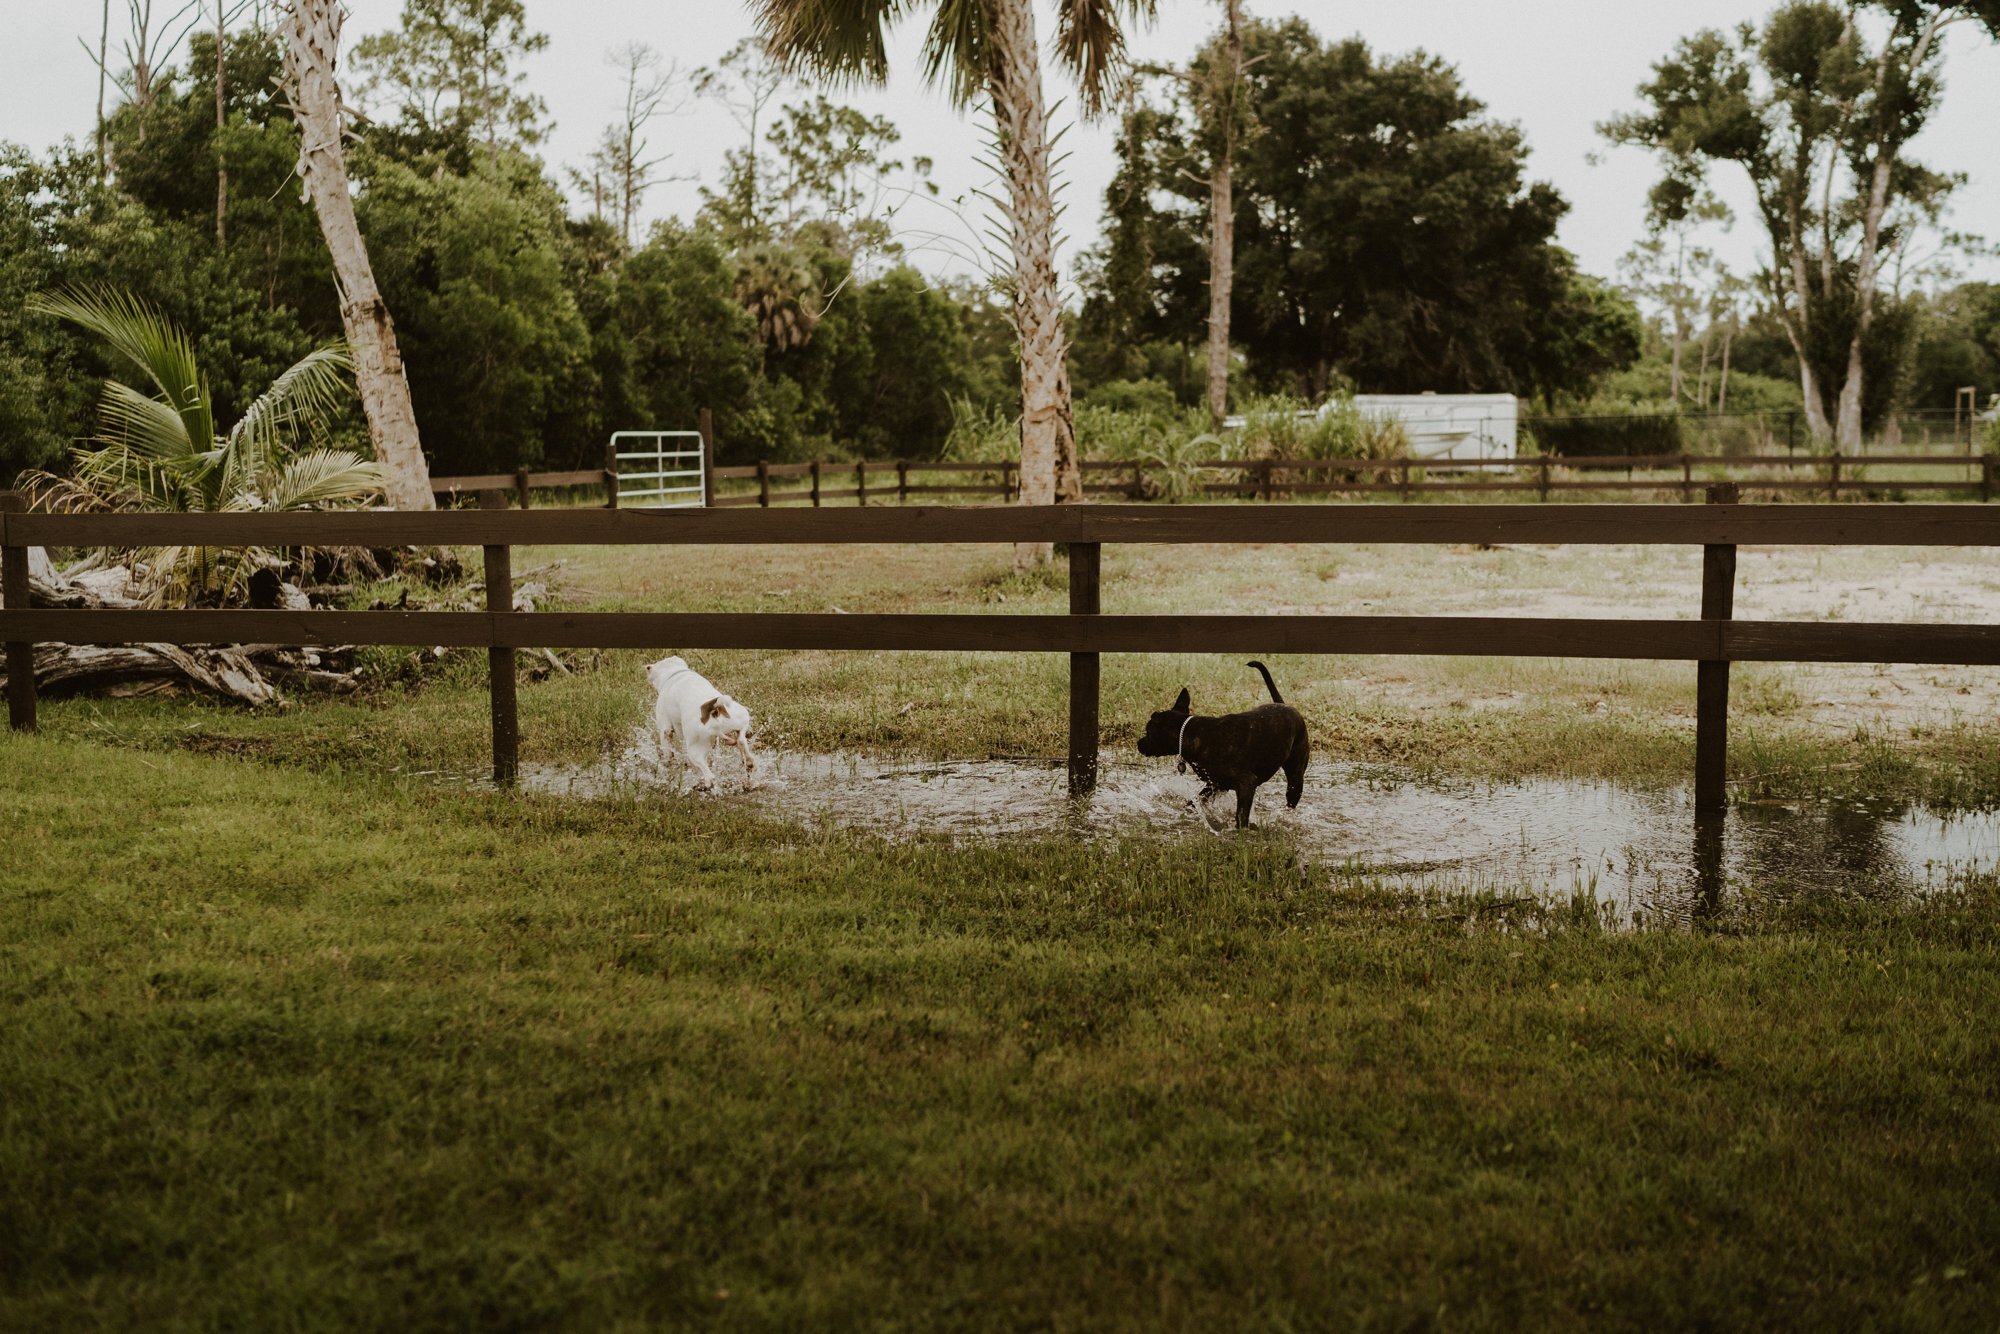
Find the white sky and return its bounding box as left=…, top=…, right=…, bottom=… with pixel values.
left=7, top=1, right=2000, bottom=294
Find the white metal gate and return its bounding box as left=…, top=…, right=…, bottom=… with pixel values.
left=610, top=430, right=706, bottom=508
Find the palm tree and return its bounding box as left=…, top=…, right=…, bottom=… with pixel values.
left=749, top=0, right=1155, bottom=565
left=23, top=287, right=383, bottom=607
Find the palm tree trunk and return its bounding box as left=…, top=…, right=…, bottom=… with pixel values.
left=987, top=0, right=1080, bottom=568
left=1204, top=0, right=1244, bottom=433
left=279, top=0, right=434, bottom=510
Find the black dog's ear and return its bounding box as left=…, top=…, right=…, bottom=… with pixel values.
left=1173, top=687, right=1191, bottom=713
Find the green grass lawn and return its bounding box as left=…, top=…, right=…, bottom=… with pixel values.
left=3, top=732, right=1997, bottom=1329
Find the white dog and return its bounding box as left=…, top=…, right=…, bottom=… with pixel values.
left=647, top=655, right=761, bottom=790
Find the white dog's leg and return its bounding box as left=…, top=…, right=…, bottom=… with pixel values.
left=738, top=734, right=762, bottom=787
left=682, top=720, right=719, bottom=790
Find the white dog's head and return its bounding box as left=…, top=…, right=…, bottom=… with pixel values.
left=645, top=655, right=689, bottom=696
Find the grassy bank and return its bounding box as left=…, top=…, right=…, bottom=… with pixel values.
left=3, top=733, right=1997, bottom=1328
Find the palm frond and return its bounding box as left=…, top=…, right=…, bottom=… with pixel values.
left=1056, top=0, right=1156, bottom=114
left=228, top=344, right=356, bottom=461
left=750, top=0, right=899, bottom=85
left=29, top=286, right=214, bottom=450
left=224, top=343, right=356, bottom=506
left=249, top=450, right=385, bottom=512
left=96, top=380, right=196, bottom=463
left=922, top=0, right=991, bottom=106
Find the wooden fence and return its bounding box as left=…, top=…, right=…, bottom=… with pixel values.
left=8, top=490, right=2000, bottom=814
left=437, top=448, right=2000, bottom=510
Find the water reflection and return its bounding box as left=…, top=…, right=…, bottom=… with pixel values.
left=510, top=733, right=2000, bottom=924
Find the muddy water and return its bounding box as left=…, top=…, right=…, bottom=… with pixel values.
left=515, top=731, right=2000, bottom=922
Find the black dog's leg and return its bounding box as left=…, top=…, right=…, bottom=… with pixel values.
left=1284, top=729, right=1310, bottom=810
left=1235, top=785, right=1257, bottom=829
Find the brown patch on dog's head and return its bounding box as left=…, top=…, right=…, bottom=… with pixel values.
left=700, top=697, right=729, bottom=725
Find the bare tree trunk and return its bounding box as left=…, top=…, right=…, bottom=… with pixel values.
left=1775, top=193, right=1833, bottom=441
left=280, top=0, right=434, bottom=510
left=987, top=0, right=1081, bottom=568
left=215, top=0, right=228, bottom=252
left=1833, top=13, right=1946, bottom=452
left=96, top=0, right=111, bottom=178
left=1718, top=318, right=1733, bottom=413
left=1204, top=0, right=1244, bottom=433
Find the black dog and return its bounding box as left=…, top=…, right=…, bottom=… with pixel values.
left=1137, top=661, right=1310, bottom=829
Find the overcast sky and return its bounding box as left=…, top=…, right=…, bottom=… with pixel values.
left=7, top=1, right=2000, bottom=293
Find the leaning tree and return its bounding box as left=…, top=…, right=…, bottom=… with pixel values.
left=278, top=0, right=434, bottom=510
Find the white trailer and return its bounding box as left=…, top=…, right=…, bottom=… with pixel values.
left=1348, top=393, right=1518, bottom=464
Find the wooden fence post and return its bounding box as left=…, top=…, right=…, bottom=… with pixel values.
left=1400, top=458, right=1412, bottom=503
left=898, top=460, right=910, bottom=504
left=2, top=492, right=35, bottom=733
left=856, top=460, right=868, bottom=507
left=1259, top=457, right=1275, bottom=502
left=1695, top=482, right=1739, bottom=813
left=1984, top=451, right=1996, bottom=503
left=480, top=490, right=519, bottom=787
left=1828, top=453, right=1841, bottom=501
left=697, top=407, right=716, bottom=509
left=1068, top=541, right=1102, bottom=798
left=811, top=459, right=822, bottom=507
left=1538, top=456, right=1552, bottom=503
left=1002, top=460, right=1015, bottom=501
left=1131, top=459, right=1144, bottom=500
left=1681, top=455, right=1693, bottom=504
left=514, top=468, right=532, bottom=510
left=756, top=460, right=771, bottom=508
left=602, top=442, right=620, bottom=510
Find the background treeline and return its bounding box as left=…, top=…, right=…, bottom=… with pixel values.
left=9, top=2, right=2000, bottom=489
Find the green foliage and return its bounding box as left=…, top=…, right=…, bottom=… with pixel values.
left=1088, top=20, right=1632, bottom=403
left=0, top=147, right=96, bottom=482
left=1529, top=414, right=1684, bottom=460
left=1235, top=393, right=1404, bottom=461
left=1078, top=376, right=1180, bottom=419
left=582, top=222, right=762, bottom=464
left=941, top=394, right=1018, bottom=463
left=356, top=155, right=590, bottom=475
left=22, top=287, right=378, bottom=605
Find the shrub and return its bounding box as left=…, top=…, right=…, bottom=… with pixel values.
left=1528, top=414, right=1683, bottom=460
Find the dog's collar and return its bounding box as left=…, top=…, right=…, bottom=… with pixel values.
left=1176, top=713, right=1196, bottom=774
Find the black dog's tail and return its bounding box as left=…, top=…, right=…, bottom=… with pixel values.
left=1247, top=660, right=1284, bottom=704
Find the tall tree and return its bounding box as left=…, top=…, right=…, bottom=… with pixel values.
left=1093, top=22, right=1620, bottom=404
left=1606, top=1, right=1985, bottom=447
left=749, top=0, right=1156, bottom=566
left=694, top=38, right=790, bottom=247
left=278, top=0, right=433, bottom=509
left=1141, top=0, right=1249, bottom=430
left=351, top=0, right=548, bottom=166
left=576, top=43, right=689, bottom=248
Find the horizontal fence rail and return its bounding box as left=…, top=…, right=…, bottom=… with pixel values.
left=6, top=609, right=1999, bottom=665
left=8, top=503, right=2000, bottom=547
left=5, top=494, right=1997, bottom=812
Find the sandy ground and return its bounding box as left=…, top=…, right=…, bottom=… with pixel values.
left=1313, top=543, right=2000, bottom=734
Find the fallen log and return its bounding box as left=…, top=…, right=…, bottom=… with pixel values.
left=6, top=642, right=278, bottom=705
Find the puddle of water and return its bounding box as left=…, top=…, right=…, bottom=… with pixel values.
left=510, top=729, right=2000, bottom=923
